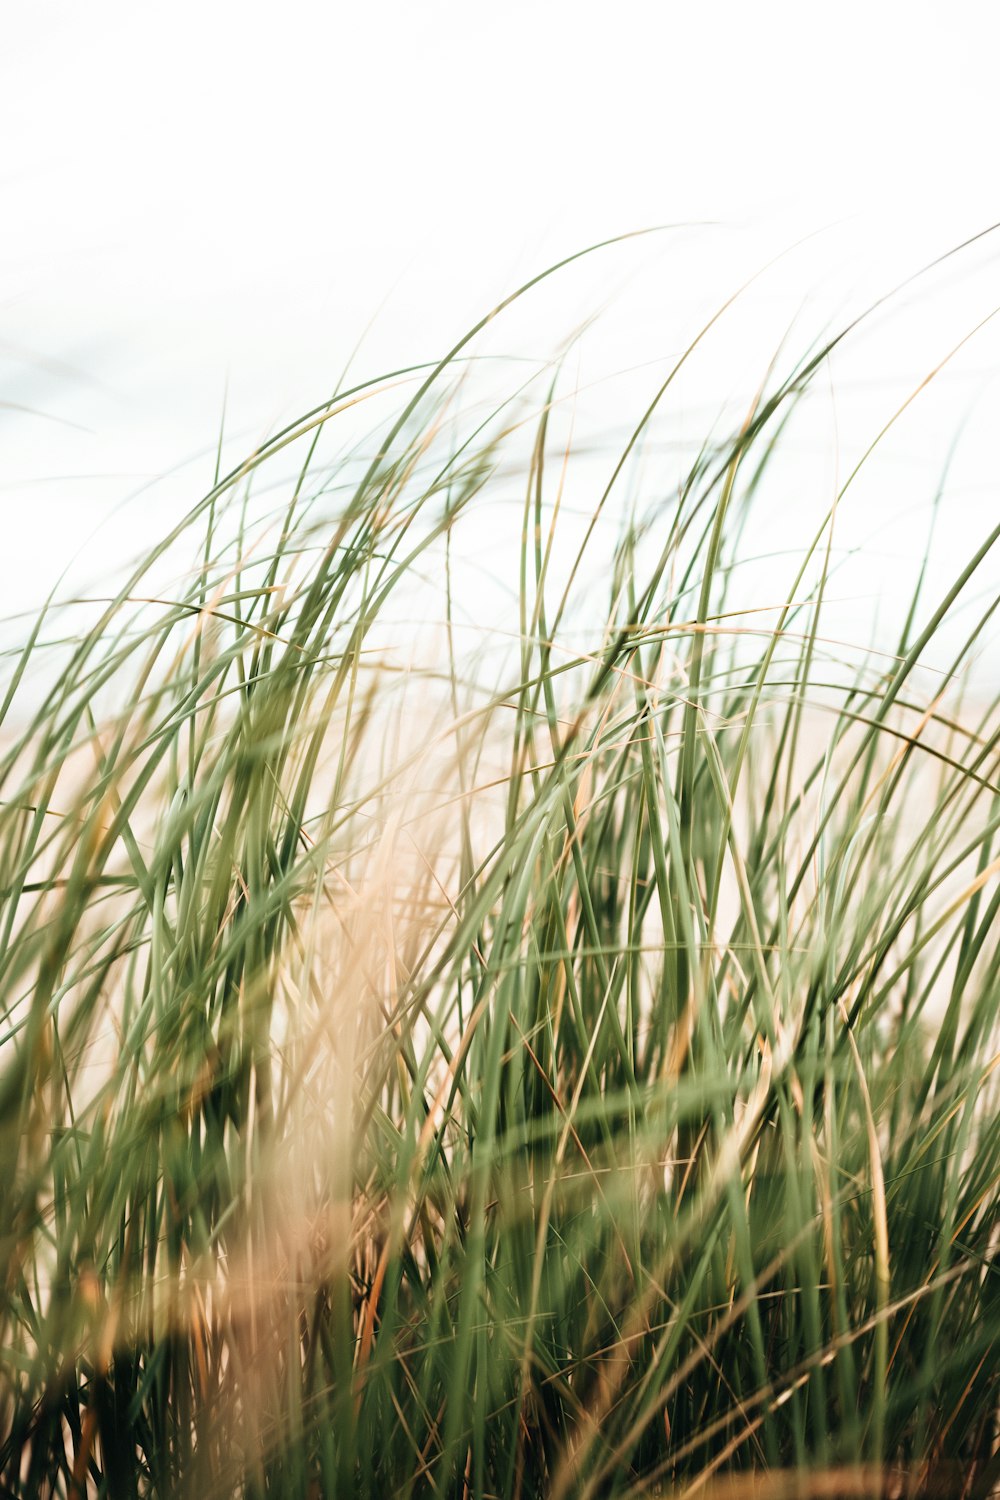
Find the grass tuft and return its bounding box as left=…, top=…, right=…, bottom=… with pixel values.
left=1, top=237, right=999, bottom=1497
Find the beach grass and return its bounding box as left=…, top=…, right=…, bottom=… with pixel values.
left=1, top=236, right=999, bottom=1497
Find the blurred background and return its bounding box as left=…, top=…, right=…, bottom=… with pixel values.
left=3, top=0, right=1000, bottom=663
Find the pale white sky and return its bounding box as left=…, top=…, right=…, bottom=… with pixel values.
left=3, top=1, right=1000, bottom=648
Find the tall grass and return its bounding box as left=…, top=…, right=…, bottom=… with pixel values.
left=1, top=237, right=999, bottom=1498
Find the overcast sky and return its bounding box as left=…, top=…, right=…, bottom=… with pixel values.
left=3, top=2, right=1000, bottom=633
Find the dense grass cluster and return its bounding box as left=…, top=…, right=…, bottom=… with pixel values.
left=1, top=240, right=999, bottom=1497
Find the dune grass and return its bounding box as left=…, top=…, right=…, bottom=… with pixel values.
left=1, top=238, right=999, bottom=1498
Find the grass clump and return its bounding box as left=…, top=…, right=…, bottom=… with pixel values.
left=0, top=237, right=999, bottom=1498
